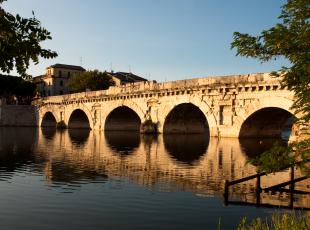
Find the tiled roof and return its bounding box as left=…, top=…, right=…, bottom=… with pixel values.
left=109, top=72, right=147, bottom=83
left=31, top=75, right=45, bottom=83
left=48, top=63, right=86, bottom=71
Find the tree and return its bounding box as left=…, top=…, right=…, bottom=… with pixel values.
left=0, top=74, right=36, bottom=104
left=231, top=0, right=310, bottom=173
left=0, top=0, right=57, bottom=77
left=67, top=70, right=115, bottom=93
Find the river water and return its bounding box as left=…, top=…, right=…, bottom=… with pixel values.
left=0, top=127, right=308, bottom=230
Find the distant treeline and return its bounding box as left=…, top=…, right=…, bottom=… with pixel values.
left=0, top=74, right=36, bottom=105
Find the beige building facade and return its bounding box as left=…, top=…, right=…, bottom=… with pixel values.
left=33, top=64, right=147, bottom=96
left=33, top=64, right=86, bottom=96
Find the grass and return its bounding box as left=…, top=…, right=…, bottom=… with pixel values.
left=236, top=212, right=310, bottom=230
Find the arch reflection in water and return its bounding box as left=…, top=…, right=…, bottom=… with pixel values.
left=104, top=131, right=140, bottom=156
left=34, top=129, right=310, bottom=209
left=163, top=134, right=209, bottom=164
left=239, top=138, right=288, bottom=159
left=45, top=161, right=108, bottom=189
left=41, top=129, right=107, bottom=191
left=41, top=127, right=56, bottom=140
left=68, top=129, right=90, bottom=145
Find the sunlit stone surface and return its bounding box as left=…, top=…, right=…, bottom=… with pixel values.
left=36, top=73, right=300, bottom=139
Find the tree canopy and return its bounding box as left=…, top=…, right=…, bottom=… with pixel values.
left=0, top=0, right=57, bottom=77
left=0, top=74, right=36, bottom=104
left=67, top=70, right=115, bottom=93
left=231, top=0, right=309, bottom=173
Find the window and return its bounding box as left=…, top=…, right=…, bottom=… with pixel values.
left=60, top=80, right=63, bottom=86
left=68, top=72, right=70, bottom=78
left=59, top=70, right=62, bottom=77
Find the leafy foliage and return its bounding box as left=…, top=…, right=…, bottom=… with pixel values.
left=67, top=70, right=115, bottom=93
left=0, top=74, right=36, bottom=104
left=249, top=139, right=310, bottom=174
left=231, top=0, right=310, bottom=173
left=231, top=0, right=310, bottom=124
left=248, top=142, right=294, bottom=173
left=0, top=0, right=57, bottom=77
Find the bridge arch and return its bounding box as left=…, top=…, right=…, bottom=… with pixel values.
left=236, top=96, right=296, bottom=138
left=158, top=96, right=217, bottom=136
left=163, top=103, right=209, bottom=134
left=41, top=111, right=57, bottom=127
left=239, top=107, right=295, bottom=138
left=102, top=101, right=145, bottom=132
left=104, top=106, right=141, bottom=131
left=68, top=109, right=92, bottom=129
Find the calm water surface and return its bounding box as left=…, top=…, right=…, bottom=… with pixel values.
left=0, top=127, right=308, bottom=230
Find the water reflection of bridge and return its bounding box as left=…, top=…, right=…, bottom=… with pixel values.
left=35, top=128, right=310, bottom=209
left=0, top=127, right=308, bottom=209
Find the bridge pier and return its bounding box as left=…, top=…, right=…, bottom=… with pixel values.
left=140, top=120, right=158, bottom=134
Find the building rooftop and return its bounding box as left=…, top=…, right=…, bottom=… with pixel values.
left=31, top=75, right=45, bottom=82
left=109, top=72, right=147, bottom=83
left=48, top=64, right=86, bottom=71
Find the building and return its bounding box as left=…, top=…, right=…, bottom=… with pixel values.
left=33, top=64, right=85, bottom=96
left=108, top=72, right=148, bottom=86
left=32, top=64, right=148, bottom=97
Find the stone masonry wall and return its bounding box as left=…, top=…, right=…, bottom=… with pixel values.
left=0, top=104, right=37, bottom=126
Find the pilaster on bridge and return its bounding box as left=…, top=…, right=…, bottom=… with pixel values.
left=34, top=72, right=297, bottom=139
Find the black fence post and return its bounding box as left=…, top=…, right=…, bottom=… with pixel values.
left=256, top=174, right=261, bottom=206
left=223, top=180, right=229, bottom=206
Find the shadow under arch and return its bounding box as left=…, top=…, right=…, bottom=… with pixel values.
left=163, top=103, right=210, bottom=135
left=68, top=109, right=91, bottom=129
left=41, top=112, right=57, bottom=127
left=104, top=106, right=141, bottom=131
left=164, top=134, right=209, bottom=164
left=104, top=131, right=140, bottom=156
left=239, top=107, right=296, bottom=139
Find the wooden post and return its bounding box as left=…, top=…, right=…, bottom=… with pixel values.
left=223, top=180, right=229, bottom=206
left=289, top=166, right=295, bottom=209
left=256, top=174, right=261, bottom=206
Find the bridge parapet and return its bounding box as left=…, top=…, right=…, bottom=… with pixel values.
left=33, top=73, right=284, bottom=106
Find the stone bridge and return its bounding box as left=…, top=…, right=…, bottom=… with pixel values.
left=33, top=72, right=296, bottom=138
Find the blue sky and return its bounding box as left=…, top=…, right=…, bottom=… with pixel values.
left=3, top=0, right=287, bottom=82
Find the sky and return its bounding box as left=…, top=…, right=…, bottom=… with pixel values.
left=3, top=0, right=288, bottom=82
